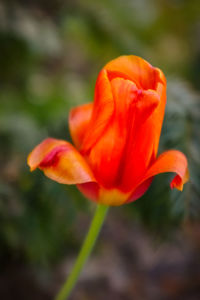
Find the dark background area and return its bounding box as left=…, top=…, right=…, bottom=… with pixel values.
left=0, top=0, right=200, bottom=299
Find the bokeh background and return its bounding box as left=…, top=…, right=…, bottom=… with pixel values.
left=0, top=0, right=200, bottom=299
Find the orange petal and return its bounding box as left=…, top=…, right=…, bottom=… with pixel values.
left=69, top=103, right=93, bottom=149
left=111, top=80, right=160, bottom=192
left=98, top=188, right=131, bottom=206
left=105, top=55, right=166, bottom=90
left=86, top=78, right=153, bottom=188
left=126, top=178, right=153, bottom=203
left=137, top=150, right=189, bottom=191
left=81, top=69, right=114, bottom=152
left=86, top=78, right=135, bottom=188
left=77, top=183, right=131, bottom=206
left=77, top=182, right=99, bottom=202
left=105, top=56, right=167, bottom=160
left=28, top=138, right=67, bottom=172
left=27, top=138, right=95, bottom=184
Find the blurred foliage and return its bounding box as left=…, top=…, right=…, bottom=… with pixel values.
left=0, top=0, right=199, bottom=265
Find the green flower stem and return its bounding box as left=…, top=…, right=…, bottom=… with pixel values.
left=55, top=204, right=109, bottom=300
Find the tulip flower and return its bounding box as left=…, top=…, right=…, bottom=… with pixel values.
left=28, top=55, right=189, bottom=206
left=27, top=56, right=189, bottom=300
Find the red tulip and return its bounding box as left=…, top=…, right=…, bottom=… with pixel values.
left=27, top=56, right=189, bottom=206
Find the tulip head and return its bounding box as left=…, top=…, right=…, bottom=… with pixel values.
left=28, top=55, right=189, bottom=206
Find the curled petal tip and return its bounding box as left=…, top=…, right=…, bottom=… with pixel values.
left=27, top=138, right=95, bottom=185
left=170, top=168, right=189, bottom=191
left=137, top=150, right=189, bottom=193
left=27, top=138, right=66, bottom=171
left=170, top=176, right=183, bottom=191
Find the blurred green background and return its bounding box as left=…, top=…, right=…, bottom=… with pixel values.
left=0, top=0, right=200, bottom=299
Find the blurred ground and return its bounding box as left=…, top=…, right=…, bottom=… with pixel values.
left=0, top=0, right=200, bottom=299
left=1, top=212, right=200, bottom=300
left=63, top=213, right=200, bottom=300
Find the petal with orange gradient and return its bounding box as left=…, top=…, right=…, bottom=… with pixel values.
left=86, top=77, right=158, bottom=189
left=105, top=55, right=165, bottom=90
left=28, top=138, right=67, bottom=172
left=105, top=55, right=167, bottom=161
left=86, top=77, right=160, bottom=189
left=27, top=138, right=95, bottom=184
left=77, top=182, right=100, bottom=202
left=77, top=183, right=131, bottom=206
left=136, top=150, right=189, bottom=192
left=149, top=79, right=167, bottom=157
left=126, top=177, right=154, bottom=204
left=113, top=83, right=160, bottom=192
left=69, top=103, right=93, bottom=149
left=83, top=77, right=131, bottom=187
left=121, top=81, right=166, bottom=191
left=81, top=69, right=114, bottom=153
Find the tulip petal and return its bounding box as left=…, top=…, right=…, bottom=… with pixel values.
left=115, top=82, right=160, bottom=191
left=84, top=76, right=161, bottom=189
left=99, top=188, right=130, bottom=206
left=81, top=69, right=114, bottom=152
left=105, top=55, right=166, bottom=91
left=126, top=177, right=153, bottom=203
left=105, top=56, right=167, bottom=164
left=69, top=103, right=93, bottom=149
left=27, top=138, right=95, bottom=184
left=77, top=183, right=131, bottom=206
left=136, top=150, right=189, bottom=191
left=77, top=182, right=99, bottom=202
left=84, top=78, right=137, bottom=187
left=28, top=138, right=67, bottom=172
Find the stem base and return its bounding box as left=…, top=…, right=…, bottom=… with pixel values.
left=55, top=204, right=109, bottom=300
